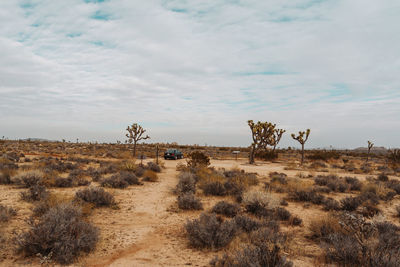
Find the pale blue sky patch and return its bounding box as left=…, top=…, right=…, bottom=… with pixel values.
left=91, top=10, right=112, bottom=20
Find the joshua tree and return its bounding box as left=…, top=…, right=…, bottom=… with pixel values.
left=248, top=120, right=276, bottom=164
left=272, top=128, right=286, bottom=152
left=291, top=129, right=311, bottom=165
left=126, top=123, right=150, bottom=157
left=366, top=140, right=374, bottom=162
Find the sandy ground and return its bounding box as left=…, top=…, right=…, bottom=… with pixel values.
left=1, top=158, right=399, bottom=266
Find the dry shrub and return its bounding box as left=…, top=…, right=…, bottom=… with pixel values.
left=146, top=162, right=161, bottom=173
left=0, top=204, right=17, bottom=222
left=187, top=151, right=210, bottom=168
left=32, top=194, right=75, bottom=217
left=233, top=215, right=266, bottom=233
left=344, top=176, right=362, bottom=191
left=175, top=172, right=196, bottom=194
left=0, top=168, right=15, bottom=184
left=21, top=184, right=49, bottom=202
left=17, top=203, right=98, bottom=264
left=274, top=207, right=291, bottom=221
left=13, top=170, right=44, bottom=187
left=309, top=214, right=344, bottom=241
left=340, top=196, right=362, bottom=211
left=185, top=213, right=237, bottom=249
left=54, top=177, right=74, bottom=188
left=211, top=201, right=240, bottom=217
left=75, top=187, right=115, bottom=207
left=177, top=193, right=203, bottom=210
left=211, top=227, right=292, bottom=267
left=289, top=189, right=325, bottom=205
left=101, top=175, right=128, bottom=189
left=142, top=170, right=158, bottom=182
left=243, top=190, right=278, bottom=217
left=322, top=197, right=341, bottom=211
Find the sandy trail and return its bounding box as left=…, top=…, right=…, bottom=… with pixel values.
left=84, top=159, right=213, bottom=267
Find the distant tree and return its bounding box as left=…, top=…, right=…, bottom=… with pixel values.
left=291, top=129, right=311, bottom=165
left=247, top=120, right=276, bottom=164
left=366, top=140, right=374, bottom=162
left=126, top=123, right=150, bottom=157
left=272, top=128, right=286, bottom=152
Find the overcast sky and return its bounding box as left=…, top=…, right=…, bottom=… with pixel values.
left=0, top=0, right=399, bottom=148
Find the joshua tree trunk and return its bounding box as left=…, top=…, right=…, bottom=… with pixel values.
left=133, top=141, right=137, bottom=157
left=249, top=145, right=256, bottom=164
left=301, top=144, right=305, bottom=165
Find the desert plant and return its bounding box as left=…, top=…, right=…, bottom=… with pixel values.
left=211, top=201, right=240, bottom=217
left=21, top=184, right=49, bottom=202
left=119, top=171, right=141, bottom=185
left=125, top=123, right=150, bottom=157
left=101, top=175, right=128, bottom=189
left=243, top=190, right=277, bottom=217
left=54, top=177, right=74, bottom=188
left=233, top=215, right=265, bottom=233
left=75, top=187, right=114, bottom=207
left=291, top=129, right=311, bottom=165
left=175, top=172, right=196, bottom=194
left=0, top=204, right=17, bottom=222
left=17, top=203, right=98, bottom=264
left=142, top=170, right=158, bottom=182
left=247, top=120, right=277, bottom=164
left=366, top=140, right=374, bottom=162
left=13, top=170, right=44, bottom=187
left=272, top=128, right=286, bottom=152
left=177, top=193, right=203, bottom=210
left=340, top=196, right=362, bottom=211
left=187, top=151, right=210, bottom=168
left=146, top=162, right=161, bottom=172
left=201, top=181, right=227, bottom=196
left=211, top=227, right=292, bottom=267
left=185, top=213, right=237, bottom=249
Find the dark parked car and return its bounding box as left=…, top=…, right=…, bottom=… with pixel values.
left=164, top=149, right=183, bottom=160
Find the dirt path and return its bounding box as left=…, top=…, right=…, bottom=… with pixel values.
left=84, top=160, right=212, bottom=267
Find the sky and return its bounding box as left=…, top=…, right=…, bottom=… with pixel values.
left=0, top=0, right=399, bottom=148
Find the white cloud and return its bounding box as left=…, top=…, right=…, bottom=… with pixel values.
left=0, top=0, right=399, bottom=148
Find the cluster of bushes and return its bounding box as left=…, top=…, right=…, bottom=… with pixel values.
left=101, top=171, right=141, bottom=188
left=307, top=150, right=341, bottom=161
left=255, top=150, right=278, bottom=161
left=198, top=168, right=258, bottom=202
left=175, top=172, right=203, bottom=210
left=75, top=187, right=115, bottom=207
left=314, top=175, right=362, bottom=192
left=309, top=212, right=400, bottom=266
left=184, top=211, right=292, bottom=266
left=17, top=203, right=99, bottom=264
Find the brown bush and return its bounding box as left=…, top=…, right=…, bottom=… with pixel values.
left=142, top=170, right=158, bottom=182
left=75, top=187, right=115, bottom=207
left=187, top=151, right=210, bottom=168
left=21, top=184, right=49, bottom=202
left=0, top=204, right=17, bottom=222
left=177, top=193, right=203, bottom=210
left=185, top=213, right=237, bottom=249
left=17, top=203, right=98, bottom=264
left=211, top=201, right=240, bottom=217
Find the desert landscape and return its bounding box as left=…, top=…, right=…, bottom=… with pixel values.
left=1, top=140, right=400, bottom=266
left=2, top=1, right=400, bottom=266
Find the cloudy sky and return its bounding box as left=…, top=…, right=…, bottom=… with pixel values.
left=0, top=0, right=399, bottom=148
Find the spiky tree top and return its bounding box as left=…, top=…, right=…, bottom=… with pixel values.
left=126, top=123, right=150, bottom=144
left=248, top=120, right=276, bottom=149
left=291, top=129, right=311, bottom=145
left=272, top=128, right=286, bottom=147
left=368, top=141, right=374, bottom=150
